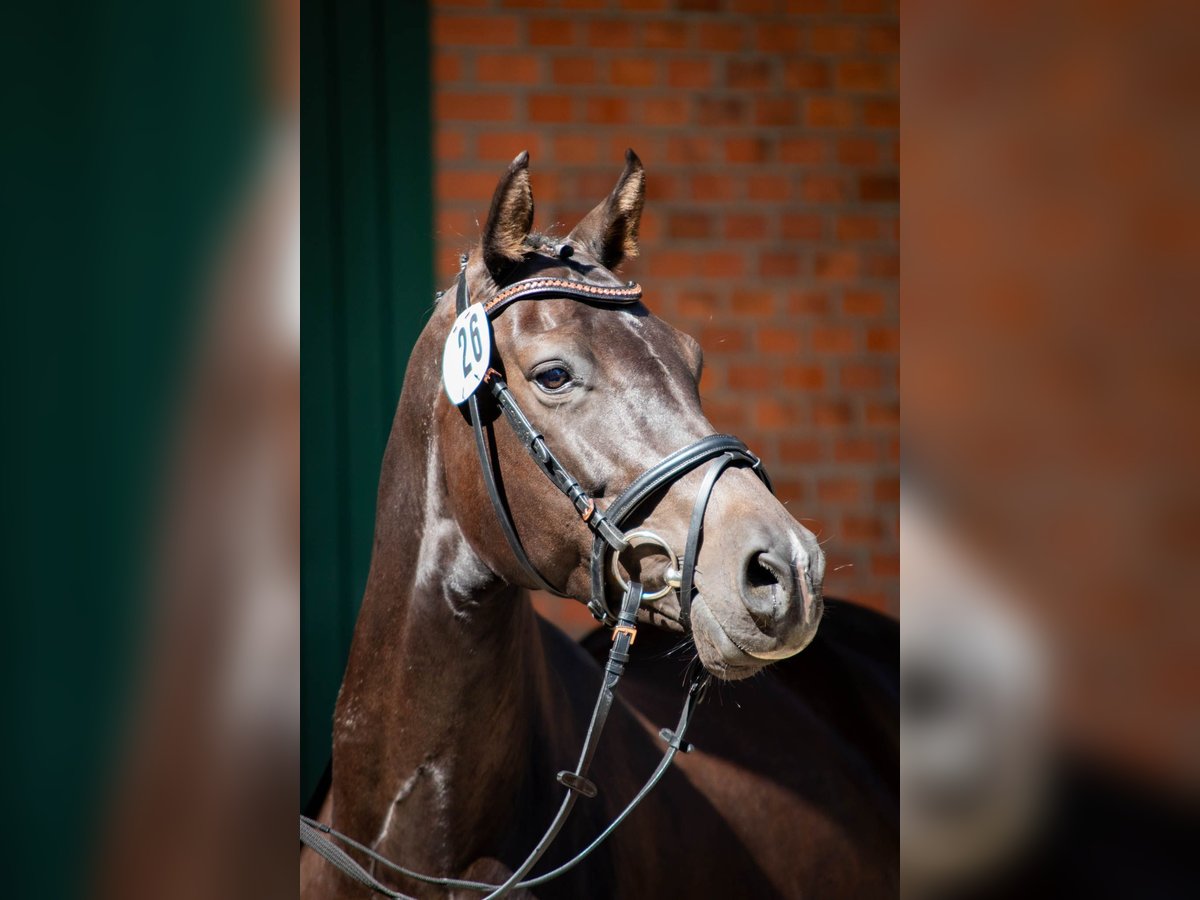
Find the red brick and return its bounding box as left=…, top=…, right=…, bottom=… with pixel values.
left=780, top=438, right=823, bottom=463
left=436, top=169, right=504, bottom=201
left=725, top=213, right=768, bottom=240
left=865, top=401, right=899, bottom=427
left=698, top=325, right=748, bottom=352
left=553, top=134, right=599, bottom=164
left=586, top=20, right=635, bottom=48
left=782, top=213, right=824, bottom=240
left=700, top=252, right=745, bottom=278
left=698, top=22, right=745, bottom=52
left=611, top=57, right=657, bottom=87
left=729, top=365, right=772, bottom=390
left=836, top=438, right=880, bottom=463
left=644, top=173, right=680, bottom=201
left=787, top=0, right=830, bottom=11
left=676, top=290, right=717, bottom=317
left=760, top=251, right=802, bottom=278
left=731, top=289, right=774, bottom=316
left=805, top=97, right=855, bottom=127
left=528, top=18, right=575, bottom=46
left=434, top=53, right=461, bottom=83
left=667, top=212, right=713, bottom=239
left=621, top=0, right=668, bottom=9
left=725, top=137, right=770, bottom=164
left=666, top=135, right=715, bottom=164
left=757, top=330, right=803, bottom=354
left=477, top=132, right=541, bottom=161
left=843, top=289, right=885, bottom=316
left=874, top=477, right=899, bottom=503
left=436, top=130, right=466, bottom=162
left=756, top=23, right=802, bottom=53
left=836, top=216, right=881, bottom=241
left=837, top=61, right=891, bottom=92
left=866, top=326, right=899, bottom=352
left=585, top=97, right=629, bottom=124
left=756, top=97, right=798, bottom=126
left=759, top=401, right=805, bottom=432
left=809, top=25, right=858, bottom=54
left=728, top=59, right=773, bottom=90
left=435, top=15, right=519, bottom=46
left=819, top=478, right=861, bottom=504
left=550, top=57, right=596, bottom=85
left=528, top=93, right=573, bottom=123
left=864, top=252, right=898, bottom=278
left=690, top=173, right=736, bottom=201
left=642, top=97, right=689, bottom=126
left=842, top=514, right=885, bottom=541
left=871, top=553, right=899, bottom=578
left=437, top=92, right=515, bottom=121
left=788, top=291, right=829, bottom=315
left=840, top=364, right=883, bottom=389
left=642, top=20, right=688, bottom=49
left=837, top=137, right=880, bottom=165
left=801, top=174, right=846, bottom=203
left=813, top=400, right=853, bottom=425
left=780, top=137, right=825, bottom=164
left=811, top=325, right=856, bottom=353
left=814, top=250, right=860, bottom=282
left=842, top=0, right=885, bottom=13
left=475, top=54, right=540, bottom=84
left=697, top=97, right=747, bottom=126
left=865, top=25, right=899, bottom=55
left=863, top=98, right=899, bottom=128
left=773, top=479, right=805, bottom=505
left=859, top=174, right=898, bottom=202
left=436, top=208, right=475, bottom=241
left=784, top=60, right=831, bottom=89
left=748, top=174, right=791, bottom=201
left=668, top=59, right=712, bottom=89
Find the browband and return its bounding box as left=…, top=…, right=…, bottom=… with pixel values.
left=483, top=275, right=642, bottom=319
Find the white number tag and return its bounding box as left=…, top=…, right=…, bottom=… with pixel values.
left=442, top=303, right=492, bottom=405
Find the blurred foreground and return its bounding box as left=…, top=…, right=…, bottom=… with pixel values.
left=903, top=1, right=1199, bottom=896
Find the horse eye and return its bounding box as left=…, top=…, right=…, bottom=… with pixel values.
left=534, top=366, right=572, bottom=392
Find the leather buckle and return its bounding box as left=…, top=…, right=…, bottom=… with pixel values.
left=611, top=623, right=637, bottom=645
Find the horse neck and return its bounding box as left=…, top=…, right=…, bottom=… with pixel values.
left=336, top=372, right=551, bottom=861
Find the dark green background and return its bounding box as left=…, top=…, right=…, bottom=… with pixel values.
left=302, top=0, right=434, bottom=808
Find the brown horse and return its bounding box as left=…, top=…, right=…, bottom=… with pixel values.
left=301, top=152, right=897, bottom=898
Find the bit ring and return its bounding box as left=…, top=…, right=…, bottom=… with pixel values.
left=611, top=530, right=681, bottom=601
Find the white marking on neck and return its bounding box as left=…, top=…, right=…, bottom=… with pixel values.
left=369, top=761, right=451, bottom=862
left=415, top=432, right=456, bottom=590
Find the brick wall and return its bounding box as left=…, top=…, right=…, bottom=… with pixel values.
left=431, top=0, right=898, bottom=633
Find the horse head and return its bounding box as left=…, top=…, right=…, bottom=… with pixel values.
left=433, top=151, right=824, bottom=680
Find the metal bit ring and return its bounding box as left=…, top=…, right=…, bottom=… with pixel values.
left=611, top=530, right=682, bottom=601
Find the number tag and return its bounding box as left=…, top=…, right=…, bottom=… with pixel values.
left=442, top=303, right=492, bottom=405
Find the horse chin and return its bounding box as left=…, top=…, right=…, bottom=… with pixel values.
left=689, top=596, right=769, bottom=682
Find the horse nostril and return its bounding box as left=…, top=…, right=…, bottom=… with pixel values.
left=740, top=550, right=793, bottom=634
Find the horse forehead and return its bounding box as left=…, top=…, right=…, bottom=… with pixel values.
left=505, top=299, right=675, bottom=364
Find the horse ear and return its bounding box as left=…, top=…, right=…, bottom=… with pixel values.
left=480, top=151, right=534, bottom=278
left=567, top=148, right=645, bottom=271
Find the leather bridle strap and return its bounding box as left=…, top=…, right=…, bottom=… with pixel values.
left=458, top=272, right=628, bottom=604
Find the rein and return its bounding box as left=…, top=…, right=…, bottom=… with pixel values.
left=300, top=260, right=775, bottom=897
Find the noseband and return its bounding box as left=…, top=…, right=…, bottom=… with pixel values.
left=300, top=259, right=776, bottom=898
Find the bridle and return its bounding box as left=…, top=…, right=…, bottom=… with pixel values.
left=300, top=254, right=776, bottom=898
